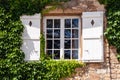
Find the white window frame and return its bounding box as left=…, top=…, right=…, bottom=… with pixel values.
left=43, top=16, right=81, bottom=60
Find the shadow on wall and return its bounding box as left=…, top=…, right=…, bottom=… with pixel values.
left=21, top=21, right=40, bottom=61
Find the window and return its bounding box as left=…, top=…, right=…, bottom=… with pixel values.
left=44, top=16, right=80, bottom=60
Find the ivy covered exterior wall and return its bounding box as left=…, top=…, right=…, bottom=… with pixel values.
left=1, top=0, right=120, bottom=80
left=0, top=0, right=84, bottom=79
left=64, top=40, right=120, bottom=80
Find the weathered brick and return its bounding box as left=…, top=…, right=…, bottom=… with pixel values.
left=104, top=73, right=110, bottom=78
left=110, top=48, right=117, bottom=53
left=106, top=53, right=110, bottom=58
left=117, top=69, right=120, bottom=74
left=116, top=64, right=120, bottom=69
left=111, top=64, right=115, bottom=69
left=88, top=63, right=102, bottom=69
left=111, top=69, right=117, bottom=74
left=104, top=78, right=111, bottom=80
left=89, top=73, right=100, bottom=80
left=116, top=74, right=120, bottom=79
left=111, top=74, right=117, bottom=79
left=97, top=69, right=107, bottom=74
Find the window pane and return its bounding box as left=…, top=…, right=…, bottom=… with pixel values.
left=47, top=40, right=52, bottom=49
left=54, top=40, right=60, bottom=49
left=65, top=19, right=71, bottom=28
left=46, top=50, right=52, bottom=59
left=47, top=29, right=53, bottom=38
left=64, top=50, right=71, bottom=59
left=54, top=19, right=60, bottom=28
left=47, top=19, right=53, bottom=28
left=72, top=50, right=78, bottom=59
left=64, top=29, right=71, bottom=38
left=72, top=29, right=78, bottom=38
left=72, top=40, right=78, bottom=49
left=54, top=50, right=60, bottom=59
left=54, top=29, right=60, bottom=38
left=64, top=40, right=71, bottom=49
left=72, top=19, right=78, bottom=28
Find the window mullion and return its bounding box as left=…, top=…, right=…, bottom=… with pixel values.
left=52, top=19, right=54, bottom=59
left=71, top=18, right=72, bottom=60
left=60, top=18, right=64, bottom=59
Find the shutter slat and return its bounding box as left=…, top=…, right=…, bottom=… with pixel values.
left=20, top=14, right=41, bottom=61
left=82, top=12, right=104, bottom=62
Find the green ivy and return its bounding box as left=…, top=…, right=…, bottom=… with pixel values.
left=0, top=60, right=84, bottom=80
left=44, top=60, right=84, bottom=79
left=0, top=0, right=84, bottom=79
left=40, top=33, right=46, bottom=60
left=98, top=0, right=120, bottom=59
left=99, top=0, right=120, bottom=52
left=0, top=7, right=24, bottom=60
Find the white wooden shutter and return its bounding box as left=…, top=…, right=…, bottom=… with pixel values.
left=20, top=14, right=41, bottom=61
left=82, top=12, right=104, bottom=62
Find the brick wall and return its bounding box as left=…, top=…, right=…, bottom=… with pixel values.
left=64, top=39, right=120, bottom=80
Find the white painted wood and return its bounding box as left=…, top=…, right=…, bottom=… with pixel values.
left=82, top=11, right=104, bottom=62
left=21, top=14, right=40, bottom=39
left=43, top=16, right=81, bottom=60
left=22, top=40, right=40, bottom=61
left=20, top=14, right=41, bottom=61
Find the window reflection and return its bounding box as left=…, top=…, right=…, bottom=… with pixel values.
left=64, top=29, right=71, bottom=38
left=54, top=29, right=60, bottom=38
left=54, top=19, right=60, bottom=28
left=46, top=50, right=52, bottom=58
left=72, top=19, right=78, bottom=28
left=72, top=29, right=78, bottom=38
left=47, top=40, right=52, bottom=49
left=72, top=50, right=78, bottom=59
left=47, top=19, right=53, bottom=28
left=64, top=50, right=71, bottom=59
left=65, top=19, right=71, bottom=28
left=54, top=40, right=60, bottom=49
left=64, top=40, right=71, bottom=49
left=47, top=29, right=53, bottom=38
left=46, top=18, right=79, bottom=60
left=72, top=40, right=78, bottom=49
left=54, top=50, right=60, bottom=59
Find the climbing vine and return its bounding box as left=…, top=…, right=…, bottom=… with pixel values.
left=40, top=33, right=46, bottom=60
left=99, top=0, right=120, bottom=59
left=0, top=0, right=84, bottom=79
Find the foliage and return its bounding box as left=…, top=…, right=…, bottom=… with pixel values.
left=0, top=7, right=24, bottom=61
left=0, top=0, right=83, bottom=79
left=44, top=60, right=84, bottom=79
left=40, top=33, right=46, bottom=60
left=0, top=60, right=84, bottom=80
left=99, top=0, right=120, bottom=53
left=0, top=31, right=5, bottom=38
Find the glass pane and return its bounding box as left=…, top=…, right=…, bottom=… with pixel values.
left=47, top=40, right=52, bottom=49
left=54, top=50, right=60, bottom=59
left=72, top=29, right=78, bottom=38
left=54, top=40, right=60, bottom=49
left=47, top=29, right=53, bottom=38
left=46, top=50, right=52, bottom=59
left=64, top=29, right=71, bottom=38
left=64, top=40, right=71, bottom=49
left=54, top=29, right=60, bottom=38
left=72, top=40, right=78, bottom=49
left=72, top=50, right=78, bottom=59
left=54, top=19, right=60, bottom=28
left=65, top=19, right=71, bottom=28
left=72, top=19, right=78, bottom=28
left=47, top=19, right=53, bottom=28
left=64, top=50, right=71, bottom=59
